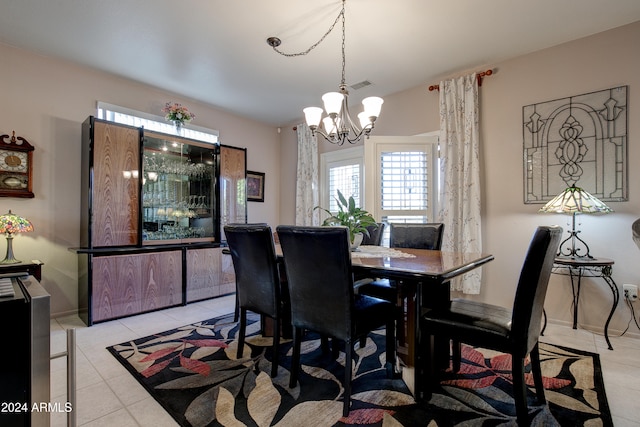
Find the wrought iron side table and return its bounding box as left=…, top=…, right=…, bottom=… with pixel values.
left=552, top=256, right=619, bottom=350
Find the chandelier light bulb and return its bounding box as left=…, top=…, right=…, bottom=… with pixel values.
left=303, top=107, right=323, bottom=128
left=362, top=97, right=384, bottom=119
left=322, top=92, right=344, bottom=115
left=358, top=111, right=371, bottom=129
left=323, top=116, right=339, bottom=135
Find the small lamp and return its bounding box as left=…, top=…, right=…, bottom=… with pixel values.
left=539, top=185, right=613, bottom=259
left=0, top=210, right=34, bottom=265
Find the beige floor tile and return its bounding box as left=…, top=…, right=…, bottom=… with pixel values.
left=604, top=381, right=640, bottom=423
left=70, top=381, right=124, bottom=425
left=612, top=415, right=640, bottom=427
left=127, top=397, right=180, bottom=427
left=82, top=408, right=140, bottom=427
left=85, top=345, right=132, bottom=380
left=105, top=372, right=150, bottom=406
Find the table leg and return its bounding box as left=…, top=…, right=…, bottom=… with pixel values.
left=568, top=267, right=582, bottom=329
left=600, top=271, right=619, bottom=351
left=414, top=281, right=450, bottom=400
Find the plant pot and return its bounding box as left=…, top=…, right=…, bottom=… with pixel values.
left=351, top=232, right=364, bottom=251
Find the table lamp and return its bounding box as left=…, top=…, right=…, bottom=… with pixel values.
left=0, top=210, right=34, bottom=264
left=539, top=185, right=613, bottom=259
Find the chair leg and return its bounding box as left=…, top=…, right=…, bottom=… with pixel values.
left=332, top=339, right=340, bottom=359
left=385, top=318, right=396, bottom=378
left=289, top=327, right=303, bottom=388
left=271, top=315, right=280, bottom=378
left=233, top=290, right=240, bottom=322
left=236, top=308, right=247, bottom=359
left=321, top=336, right=330, bottom=354
left=452, top=340, right=462, bottom=372
left=512, top=355, right=530, bottom=426
left=343, top=339, right=353, bottom=417
left=530, top=343, right=546, bottom=404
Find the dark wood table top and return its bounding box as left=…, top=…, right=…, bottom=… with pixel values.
left=276, top=244, right=494, bottom=284
left=351, top=247, right=494, bottom=282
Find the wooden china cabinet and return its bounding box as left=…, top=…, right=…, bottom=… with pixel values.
left=75, top=117, right=246, bottom=325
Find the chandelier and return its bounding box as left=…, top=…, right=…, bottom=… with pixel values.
left=267, top=0, right=383, bottom=145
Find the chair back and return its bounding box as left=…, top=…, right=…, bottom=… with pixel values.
left=511, top=225, right=563, bottom=355
left=389, top=223, right=445, bottom=250
left=224, top=224, right=281, bottom=318
left=277, top=225, right=354, bottom=341
left=361, top=222, right=385, bottom=246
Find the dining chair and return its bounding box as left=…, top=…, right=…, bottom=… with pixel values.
left=418, top=225, right=562, bottom=426
left=276, top=225, right=396, bottom=417
left=357, top=222, right=445, bottom=301
left=361, top=222, right=385, bottom=246
left=224, top=223, right=286, bottom=378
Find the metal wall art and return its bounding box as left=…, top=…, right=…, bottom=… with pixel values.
left=523, top=86, right=628, bottom=203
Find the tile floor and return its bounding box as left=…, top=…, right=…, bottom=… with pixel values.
left=49, top=294, right=640, bottom=426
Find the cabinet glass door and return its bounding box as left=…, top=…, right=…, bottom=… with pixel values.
left=142, top=132, right=217, bottom=244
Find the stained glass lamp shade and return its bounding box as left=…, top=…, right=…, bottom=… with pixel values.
left=0, top=210, right=34, bottom=264
left=539, top=186, right=613, bottom=258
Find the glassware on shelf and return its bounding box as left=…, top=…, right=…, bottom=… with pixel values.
left=141, top=131, right=216, bottom=244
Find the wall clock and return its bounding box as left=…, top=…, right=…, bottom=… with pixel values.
left=0, top=131, right=34, bottom=198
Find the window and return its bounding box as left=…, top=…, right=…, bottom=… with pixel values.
left=320, top=146, right=364, bottom=214
left=319, top=136, right=438, bottom=245
left=364, top=135, right=439, bottom=244
left=96, top=101, right=219, bottom=144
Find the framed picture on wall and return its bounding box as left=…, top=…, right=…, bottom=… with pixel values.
left=247, top=171, right=265, bottom=202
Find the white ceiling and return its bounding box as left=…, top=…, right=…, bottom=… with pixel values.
left=2, top=0, right=640, bottom=126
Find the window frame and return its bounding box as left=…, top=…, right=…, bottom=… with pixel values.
left=364, top=134, right=439, bottom=224
left=319, top=145, right=365, bottom=214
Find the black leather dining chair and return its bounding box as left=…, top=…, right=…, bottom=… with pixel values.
left=361, top=222, right=385, bottom=246
left=389, top=223, right=445, bottom=249
left=224, top=223, right=286, bottom=377
left=276, top=225, right=396, bottom=417
left=358, top=222, right=445, bottom=301
left=418, top=225, right=562, bottom=426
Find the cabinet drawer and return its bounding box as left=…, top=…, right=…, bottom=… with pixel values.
left=92, top=251, right=181, bottom=322
left=186, top=247, right=236, bottom=302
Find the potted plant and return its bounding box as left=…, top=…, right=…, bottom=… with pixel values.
left=315, top=190, right=378, bottom=249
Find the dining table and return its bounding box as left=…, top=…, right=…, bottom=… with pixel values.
left=275, top=243, right=494, bottom=398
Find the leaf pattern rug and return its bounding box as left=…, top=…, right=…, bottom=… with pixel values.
left=107, top=313, right=612, bottom=426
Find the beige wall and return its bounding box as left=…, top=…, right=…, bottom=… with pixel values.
left=0, top=42, right=280, bottom=317
left=279, top=21, right=640, bottom=337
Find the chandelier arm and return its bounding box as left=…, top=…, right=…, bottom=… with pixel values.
left=268, top=4, right=345, bottom=58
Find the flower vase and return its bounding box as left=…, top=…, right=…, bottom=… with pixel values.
left=173, top=120, right=184, bottom=135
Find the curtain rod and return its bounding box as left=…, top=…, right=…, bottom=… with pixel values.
left=428, top=69, right=493, bottom=91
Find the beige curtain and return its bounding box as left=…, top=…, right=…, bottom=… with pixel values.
left=295, top=123, right=320, bottom=226
left=437, top=73, right=483, bottom=294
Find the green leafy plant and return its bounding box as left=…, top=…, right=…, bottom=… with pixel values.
left=315, top=190, right=377, bottom=243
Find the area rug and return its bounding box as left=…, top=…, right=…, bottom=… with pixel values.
left=107, top=313, right=612, bottom=426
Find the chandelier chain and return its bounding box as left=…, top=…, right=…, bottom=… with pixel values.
left=270, top=2, right=345, bottom=58
left=266, top=0, right=382, bottom=145
left=340, top=5, right=346, bottom=86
